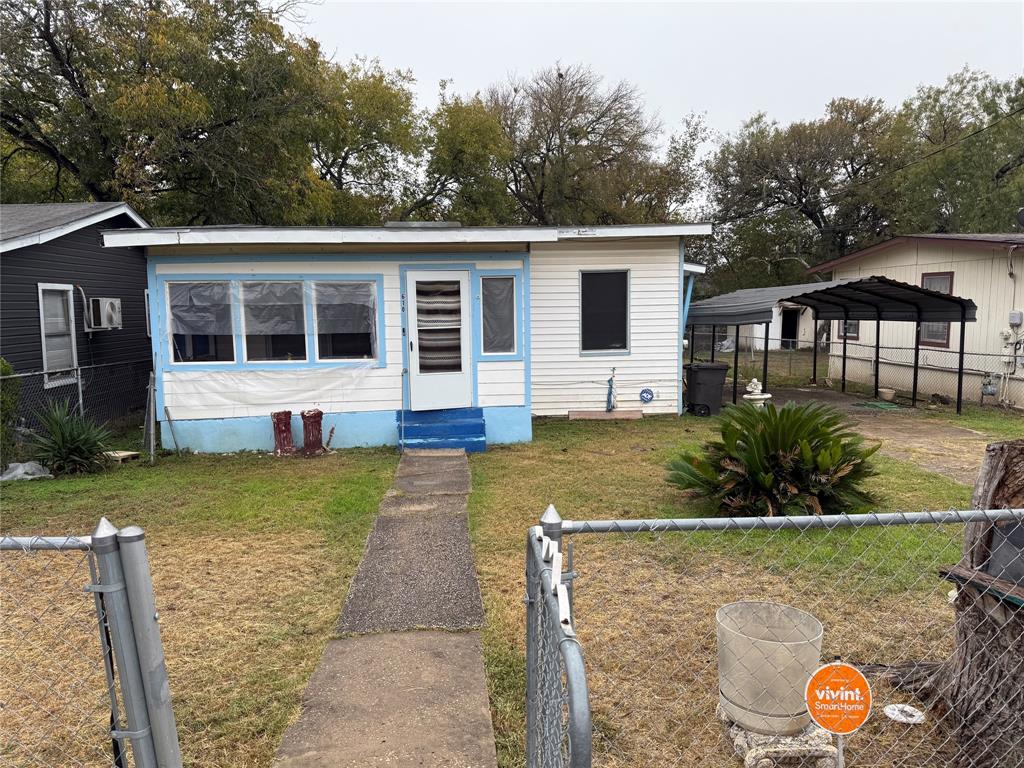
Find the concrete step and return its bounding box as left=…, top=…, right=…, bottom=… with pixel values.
left=403, top=418, right=485, bottom=439
left=403, top=435, right=486, bottom=453
left=398, top=407, right=483, bottom=424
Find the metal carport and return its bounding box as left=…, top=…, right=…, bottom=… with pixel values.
left=686, top=276, right=978, bottom=413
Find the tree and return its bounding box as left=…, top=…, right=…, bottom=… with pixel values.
left=0, top=0, right=331, bottom=224
left=397, top=90, right=510, bottom=224
left=311, top=60, right=419, bottom=225
left=488, top=64, right=704, bottom=225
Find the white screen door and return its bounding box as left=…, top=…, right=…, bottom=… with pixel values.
left=407, top=270, right=472, bottom=410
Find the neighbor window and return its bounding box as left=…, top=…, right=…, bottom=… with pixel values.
left=243, top=281, right=307, bottom=361
left=920, top=272, right=953, bottom=347
left=581, top=271, right=628, bottom=352
left=169, top=282, right=234, bottom=363
left=314, top=281, right=377, bottom=360
left=38, top=283, right=77, bottom=386
left=481, top=276, right=516, bottom=354
left=838, top=320, right=860, bottom=340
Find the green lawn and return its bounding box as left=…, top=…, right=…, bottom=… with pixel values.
left=468, top=414, right=977, bottom=768
left=1, top=449, right=397, bottom=768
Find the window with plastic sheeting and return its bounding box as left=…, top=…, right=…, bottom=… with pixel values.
left=168, top=282, right=235, bottom=363
left=242, top=281, right=307, bottom=361
left=581, top=270, right=629, bottom=352
left=314, top=282, right=377, bottom=360
left=38, top=284, right=78, bottom=386
left=481, top=276, right=516, bottom=354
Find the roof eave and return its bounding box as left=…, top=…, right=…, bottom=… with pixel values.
left=0, top=203, right=149, bottom=253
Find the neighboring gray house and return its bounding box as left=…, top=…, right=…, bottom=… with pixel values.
left=0, top=202, right=152, bottom=423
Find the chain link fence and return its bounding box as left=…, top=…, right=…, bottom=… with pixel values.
left=686, top=327, right=1022, bottom=408
left=0, top=359, right=152, bottom=452
left=526, top=508, right=1024, bottom=768
left=0, top=523, right=181, bottom=768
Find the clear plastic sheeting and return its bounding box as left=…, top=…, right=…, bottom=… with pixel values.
left=482, top=276, right=515, bottom=354
left=314, top=282, right=376, bottom=360
left=242, top=281, right=306, bottom=361
left=241, top=281, right=305, bottom=335
left=169, top=282, right=233, bottom=335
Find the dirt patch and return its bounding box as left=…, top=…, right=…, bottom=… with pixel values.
left=1, top=532, right=346, bottom=768
left=568, top=534, right=960, bottom=768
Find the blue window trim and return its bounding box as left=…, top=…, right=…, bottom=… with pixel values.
left=154, top=272, right=387, bottom=372
left=475, top=268, right=525, bottom=362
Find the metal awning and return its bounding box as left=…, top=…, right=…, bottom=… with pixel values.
left=687, top=276, right=977, bottom=326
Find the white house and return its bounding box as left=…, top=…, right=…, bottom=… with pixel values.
left=101, top=223, right=710, bottom=452
left=808, top=234, right=1024, bottom=407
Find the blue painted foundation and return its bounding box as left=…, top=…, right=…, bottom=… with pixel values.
left=160, top=405, right=532, bottom=453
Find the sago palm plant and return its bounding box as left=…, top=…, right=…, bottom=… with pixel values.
left=667, top=401, right=879, bottom=516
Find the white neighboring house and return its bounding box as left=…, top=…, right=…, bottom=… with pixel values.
left=808, top=234, right=1024, bottom=408
left=101, top=223, right=710, bottom=452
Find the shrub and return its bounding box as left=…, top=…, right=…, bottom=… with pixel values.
left=667, top=401, right=879, bottom=516
left=31, top=401, right=111, bottom=475
left=0, top=357, right=20, bottom=469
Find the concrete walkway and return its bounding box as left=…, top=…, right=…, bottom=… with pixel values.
left=275, top=449, right=497, bottom=768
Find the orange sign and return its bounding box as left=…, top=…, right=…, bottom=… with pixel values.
left=805, top=662, right=872, bottom=735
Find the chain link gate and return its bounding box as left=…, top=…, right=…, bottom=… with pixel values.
left=524, top=508, right=1024, bottom=768
left=1, top=519, right=181, bottom=768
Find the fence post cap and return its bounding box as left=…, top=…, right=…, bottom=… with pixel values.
left=117, top=525, right=145, bottom=544
left=541, top=504, right=562, bottom=538
left=92, top=517, right=120, bottom=553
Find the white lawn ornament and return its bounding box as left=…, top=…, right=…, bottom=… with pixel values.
left=743, top=378, right=772, bottom=410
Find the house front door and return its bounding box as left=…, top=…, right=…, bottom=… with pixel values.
left=406, top=270, right=473, bottom=411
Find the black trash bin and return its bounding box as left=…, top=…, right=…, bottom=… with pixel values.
left=684, top=362, right=730, bottom=416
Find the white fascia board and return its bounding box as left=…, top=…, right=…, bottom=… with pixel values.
left=101, top=222, right=714, bottom=250
left=555, top=223, right=713, bottom=239
left=102, top=226, right=562, bottom=248
left=682, top=263, right=707, bottom=274
left=1, top=204, right=149, bottom=253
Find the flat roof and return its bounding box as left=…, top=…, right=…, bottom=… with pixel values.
left=100, top=222, right=713, bottom=257
left=1, top=202, right=148, bottom=253
left=687, top=276, right=977, bottom=325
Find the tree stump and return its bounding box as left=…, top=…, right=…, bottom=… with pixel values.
left=942, top=439, right=1024, bottom=768
left=300, top=409, right=324, bottom=456
left=271, top=410, right=295, bottom=456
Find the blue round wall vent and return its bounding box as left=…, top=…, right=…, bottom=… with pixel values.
left=639, top=387, right=655, bottom=403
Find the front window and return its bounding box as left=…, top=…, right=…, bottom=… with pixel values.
left=581, top=271, right=629, bottom=352
left=169, top=282, right=234, bottom=362
left=481, top=276, right=516, bottom=354
left=920, top=272, right=953, bottom=347
left=38, top=284, right=77, bottom=386
left=314, top=281, right=377, bottom=360
left=243, top=281, right=307, bottom=361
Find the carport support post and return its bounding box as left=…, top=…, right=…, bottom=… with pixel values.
left=762, top=322, right=770, bottom=390
left=689, top=326, right=695, bottom=363
left=710, top=326, right=716, bottom=362
left=811, top=314, right=818, bottom=383
left=841, top=309, right=848, bottom=393
left=733, top=325, right=740, bottom=404
left=912, top=314, right=922, bottom=407
left=956, top=306, right=966, bottom=415
left=874, top=318, right=881, bottom=399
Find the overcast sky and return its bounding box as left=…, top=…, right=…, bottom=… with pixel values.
left=297, top=1, right=1023, bottom=139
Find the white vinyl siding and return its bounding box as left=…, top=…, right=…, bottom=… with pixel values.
left=828, top=240, right=1023, bottom=404
left=37, top=283, right=78, bottom=387
left=530, top=240, right=680, bottom=415
left=477, top=360, right=526, bottom=406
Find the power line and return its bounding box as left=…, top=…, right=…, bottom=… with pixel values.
left=719, top=103, right=1024, bottom=226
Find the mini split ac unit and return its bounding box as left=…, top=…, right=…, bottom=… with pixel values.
left=89, top=298, right=123, bottom=330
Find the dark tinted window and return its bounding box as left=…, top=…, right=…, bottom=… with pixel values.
left=581, top=271, right=628, bottom=351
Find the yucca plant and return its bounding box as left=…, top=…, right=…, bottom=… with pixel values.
left=31, top=401, right=111, bottom=475
left=668, top=401, right=879, bottom=516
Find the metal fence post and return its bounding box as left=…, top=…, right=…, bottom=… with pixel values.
left=118, top=526, right=182, bottom=768
left=92, top=518, right=159, bottom=768
left=525, top=526, right=541, bottom=768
